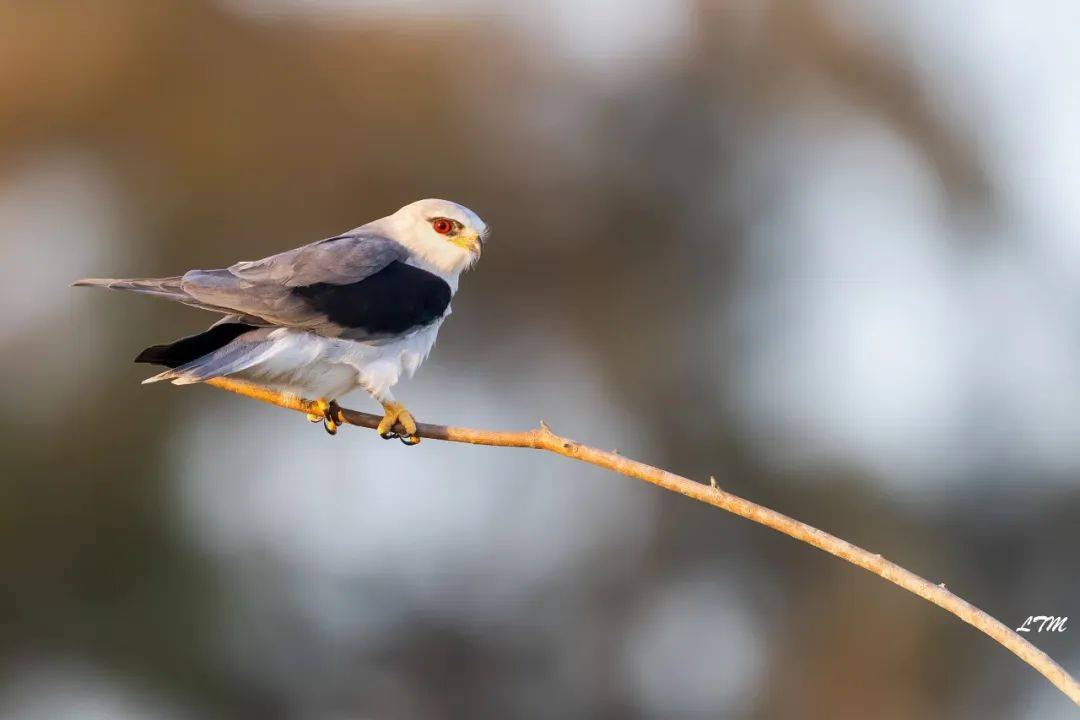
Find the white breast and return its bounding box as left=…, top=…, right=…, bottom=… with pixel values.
left=234, top=319, right=447, bottom=401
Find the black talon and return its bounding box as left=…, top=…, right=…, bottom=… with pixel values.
left=399, top=435, right=420, bottom=446
left=319, top=401, right=342, bottom=436
left=380, top=430, right=397, bottom=440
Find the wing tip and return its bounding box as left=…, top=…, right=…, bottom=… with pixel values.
left=72, top=278, right=112, bottom=288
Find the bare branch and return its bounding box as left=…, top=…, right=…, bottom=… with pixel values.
left=204, top=376, right=1080, bottom=706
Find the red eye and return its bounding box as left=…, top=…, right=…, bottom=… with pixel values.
left=432, top=218, right=454, bottom=235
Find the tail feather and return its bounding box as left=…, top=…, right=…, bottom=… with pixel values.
left=135, top=322, right=257, bottom=369
left=141, top=328, right=276, bottom=386
left=72, top=276, right=187, bottom=301
left=144, top=338, right=279, bottom=385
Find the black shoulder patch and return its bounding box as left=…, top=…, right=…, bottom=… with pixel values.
left=291, top=261, right=451, bottom=336
left=135, top=323, right=256, bottom=368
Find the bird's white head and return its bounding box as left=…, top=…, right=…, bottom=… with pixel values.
left=380, top=198, right=489, bottom=279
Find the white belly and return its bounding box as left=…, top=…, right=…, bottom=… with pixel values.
left=233, top=321, right=444, bottom=401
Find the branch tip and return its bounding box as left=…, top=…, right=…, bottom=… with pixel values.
left=200, top=378, right=1080, bottom=707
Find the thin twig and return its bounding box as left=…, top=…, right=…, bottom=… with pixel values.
left=204, top=376, right=1080, bottom=706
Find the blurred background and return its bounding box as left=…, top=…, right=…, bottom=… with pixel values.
left=1, top=0, right=1078, bottom=717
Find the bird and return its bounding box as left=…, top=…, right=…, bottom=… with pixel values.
left=74, top=198, right=489, bottom=444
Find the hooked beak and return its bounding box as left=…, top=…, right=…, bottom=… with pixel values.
left=450, top=231, right=484, bottom=256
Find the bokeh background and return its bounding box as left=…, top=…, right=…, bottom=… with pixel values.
left=1, top=1, right=1078, bottom=717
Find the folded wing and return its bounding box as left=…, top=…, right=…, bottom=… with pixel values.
left=78, top=231, right=453, bottom=340
left=180, top=232, right=414, bottom=335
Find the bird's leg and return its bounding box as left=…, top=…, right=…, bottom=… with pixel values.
left=377, top=399, right=420, bottom=446
left=306, top=398, right=341, bottom=435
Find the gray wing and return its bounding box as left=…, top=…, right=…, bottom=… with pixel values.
left=180, top=232, right=408, bottom=330
left=227, top=231, right=406, bottom=287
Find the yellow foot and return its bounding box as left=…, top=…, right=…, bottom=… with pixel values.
left=306, top=399, right=340, bottom=435
left=377, top=401, right=419, bottom=446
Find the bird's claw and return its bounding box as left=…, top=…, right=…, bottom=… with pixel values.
left=308, top=399, right=341, bottom=436
left=377, top=402, right=419, bottom=446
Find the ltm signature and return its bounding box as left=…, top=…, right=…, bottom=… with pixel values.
left=1016, top=616, right=1069, bottom=633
